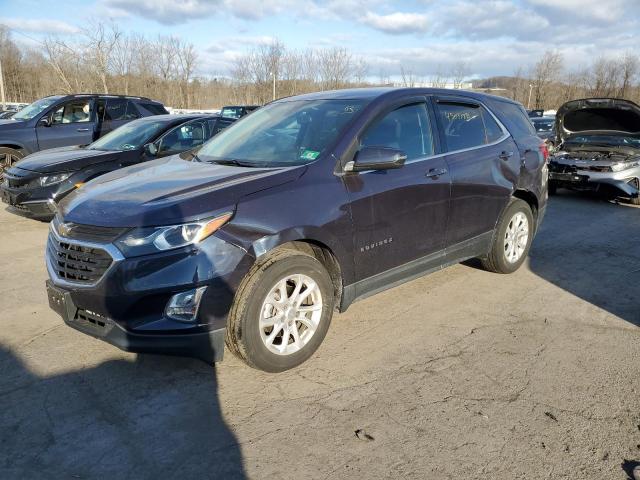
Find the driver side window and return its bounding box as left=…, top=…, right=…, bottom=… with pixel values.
left=360, top=104, right=434, bottom=160
left=158, top=120, right=207, bottom=155
left=50, top=100, right=91, bottom=125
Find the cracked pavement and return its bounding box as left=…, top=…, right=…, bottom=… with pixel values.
left=1, top=192, right=639, bottom=479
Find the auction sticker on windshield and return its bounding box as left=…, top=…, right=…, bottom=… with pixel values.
left=300, top=150, right=320, bottom=160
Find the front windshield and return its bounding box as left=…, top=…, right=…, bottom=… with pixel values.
left=13, top=97, right=61, bottom=121
left=88, top=120, right=168, bottom=151
left=198, top=99, right=368, bottom=167
left=565, top=135, right=640, bottom=149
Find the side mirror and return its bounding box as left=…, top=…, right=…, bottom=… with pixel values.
left=38, top=117, right=51, bottom=127
left=144, top=142, right=158, bottom=156
left=346, top=146, right=407, bottom=172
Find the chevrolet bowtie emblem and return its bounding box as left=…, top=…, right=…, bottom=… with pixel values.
left=58, top=222, right=74, bottom=237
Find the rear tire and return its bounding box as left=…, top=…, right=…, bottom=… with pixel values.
left=0, top=147, right=24, bottom=180
left=226, top=247, right=335, bottom=372
left=480, top=199, right=534, bottom=274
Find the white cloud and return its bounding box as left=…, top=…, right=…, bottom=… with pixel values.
left=0, top=18, right=79, bottom=35
left=360, top=11, right=429, bottom=34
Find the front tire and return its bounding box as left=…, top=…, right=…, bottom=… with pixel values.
left=0, top=147, right=24, bottom=180
left=226, top=247, right=335, bottom=372
left=548, top=180, right=557, bottom=196
left=481, top=199, right=534, bottom=274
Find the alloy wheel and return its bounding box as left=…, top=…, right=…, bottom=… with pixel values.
left=0, top=152, right=19, bottom=181
left=504, top=212, right=529, bottom=264
left=259, top=273, right=323, bottom=356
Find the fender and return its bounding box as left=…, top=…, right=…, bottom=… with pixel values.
left=220, top=224, right=355, bottom=288
left=0, top=139, right=31, bottom=154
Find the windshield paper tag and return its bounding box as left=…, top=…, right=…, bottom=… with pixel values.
left=300, top=150, right=320, bottom=160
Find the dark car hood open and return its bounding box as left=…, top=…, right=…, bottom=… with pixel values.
left=556, top=98, right=640, bottom=144
left=58, top=156, right=305, bottom=227
left=14, top=147, right=124, bottom=174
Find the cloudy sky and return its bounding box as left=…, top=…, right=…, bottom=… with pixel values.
left=1, top=0, right=639, bottom=79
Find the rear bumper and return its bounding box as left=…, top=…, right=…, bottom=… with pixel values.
left=47, top=280, right=225, bottom=363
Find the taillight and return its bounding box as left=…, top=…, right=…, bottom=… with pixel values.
left=539, top=142, right=549, bottom=163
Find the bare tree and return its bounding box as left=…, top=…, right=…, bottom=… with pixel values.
left=531, top=50, right=563, bottom=109
left=449, top=61, right=470, bottom=89
left=83, top=22, right=121, bottom=94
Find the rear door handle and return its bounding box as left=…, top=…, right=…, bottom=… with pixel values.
left=426, top=167, right=447, bottom=179
left=499, top=151, right=514, bottom=161
left=76, top=128, right=90, bottom=132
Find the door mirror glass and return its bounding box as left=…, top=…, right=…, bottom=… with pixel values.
left=144, top=142, right=158, bottom=156
left=38, top=116, right=51, bottom=127
left=349, top=146, right=407, bottom=172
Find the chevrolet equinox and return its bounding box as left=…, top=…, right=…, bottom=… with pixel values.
left=45, top=88, right=548, bottom=372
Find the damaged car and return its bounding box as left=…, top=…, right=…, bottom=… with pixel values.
left=548, top=98, right=640, bottom=204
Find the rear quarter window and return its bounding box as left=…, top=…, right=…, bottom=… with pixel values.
left=137, top=102, right=168, bottom=115
left=487, top=100, right=536, bottom=138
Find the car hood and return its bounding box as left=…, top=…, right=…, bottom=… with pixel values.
left=0, top=118, right=26, bottom=130
left=556, top=98, right=640, bottom=143
left=14, top=147, right=124, bottom=174
left=58, top=156, right=305, bottom=227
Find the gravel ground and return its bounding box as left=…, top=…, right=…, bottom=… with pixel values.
left=0, top=192, right=639, bottom=480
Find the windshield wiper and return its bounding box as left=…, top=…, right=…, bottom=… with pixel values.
left=208, top=158, right=257, bottom=167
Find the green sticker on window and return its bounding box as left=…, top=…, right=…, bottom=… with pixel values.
left=300, top=150, right=320, bottom=160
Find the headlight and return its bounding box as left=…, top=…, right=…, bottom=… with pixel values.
left=38, top=173, right=72, bottom=186
left=610, top=162, right=639, bottom=172
left=114, top=212, right=233, bottom=256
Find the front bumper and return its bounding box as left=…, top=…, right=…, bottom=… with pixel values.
left=45, top=225, right=254, bottom=363
left=47, top=280, right=226, bottom=363
left=548, top=165, right=640, bottom=199
left=1, top=183, right=66, bottom=220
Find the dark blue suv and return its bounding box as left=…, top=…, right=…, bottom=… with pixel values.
left=45, top=88, right=548, bottom=372
left=0, top=94, right=167, bottom=178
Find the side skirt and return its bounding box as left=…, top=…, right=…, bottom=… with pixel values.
left=340, top=231, right=493, bottom=311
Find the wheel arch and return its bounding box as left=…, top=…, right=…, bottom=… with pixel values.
left=0, top=143, right=28, bottom=154
left=246, top=229, right=350, bottom=312
left=512, top=189, right=539, bottom=225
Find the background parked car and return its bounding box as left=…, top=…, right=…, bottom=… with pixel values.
left=0, top=94, right=168, bottom=179
left=0, top=111, right=16, bottom=119
left=531, top=116, right=556, bottom=147
left=548, top=98, right=640, bottom=204
left=219, top=105, right=260, bottom=119
left=1, top=114, right=232, bottom=220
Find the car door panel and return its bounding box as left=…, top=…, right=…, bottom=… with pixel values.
left=343, top=101, right=451, bottom=286
left=36, top=99, right=95, bottom=150
left=434, top=97, right=519, bottom=247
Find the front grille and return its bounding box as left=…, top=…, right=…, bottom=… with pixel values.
left=52, top=216, right=128, bottom=243
left=47, top=237, right=113, bottom=284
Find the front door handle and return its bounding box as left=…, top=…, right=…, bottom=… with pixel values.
left=426, top=167, right=447, bottom=179
left=76, top=128, right=90, bottom=132
left=499, top=151, right=514, bottom=161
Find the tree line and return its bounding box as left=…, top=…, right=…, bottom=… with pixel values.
left=1, top=23, right=639, bottom=110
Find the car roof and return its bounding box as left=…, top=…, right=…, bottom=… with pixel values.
left=275, top=87, right=521, bottom=105
left=133, top=113, right=217, bottom=123
left=42, top=94, right=162, bottom=103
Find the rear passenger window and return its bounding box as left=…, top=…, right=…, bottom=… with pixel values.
left=437, top=102, right=503, bottom=151
left=360, top=104, right=434, bottom=160
left=104, top=99, right=127, bottom=121
left=125, top=101, right=140, bottom=119
left=489, top=101, right=536, bottom=137
left=481, top=107, right=503, bottom=143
